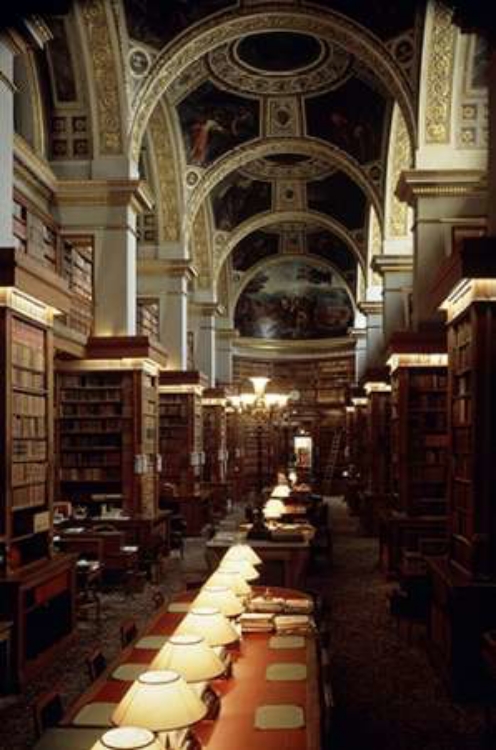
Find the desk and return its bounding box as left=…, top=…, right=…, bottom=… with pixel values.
left=207, top=535, right=311, bottom=589
left=57, top=587, right=320, bottom=750
left=33, top=728, right=102, bottom=750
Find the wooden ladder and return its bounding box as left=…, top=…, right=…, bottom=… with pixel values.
left=322, top=428, right=343, bottom=495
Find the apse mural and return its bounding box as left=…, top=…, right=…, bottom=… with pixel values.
left=306, top=77, right=386, bottom=164
left=178, top=81, right=259, bottom=166
left=124, top=0, right=236, bottom=49
left=212, top=173, right=271, bottom=231
left=307, top=173, right=366, bottom=230
left=235, top=260, right=354, bottom=340
left=232, top=231, right=279, bottom=271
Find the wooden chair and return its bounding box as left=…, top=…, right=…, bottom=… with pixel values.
left=33, top=690, right=64, bottom=738
left=120, top=619, right=138, bottom=649
left=86, top=648, right=107, bottom=682
left=152, top=590, right=165, bottom=610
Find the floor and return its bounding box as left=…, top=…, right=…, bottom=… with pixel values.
left=0, top=498, right=491, bottom=750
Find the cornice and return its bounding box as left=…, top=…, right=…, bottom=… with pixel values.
left=192, top=301, right=225, bottom=317
left=359, top=300, right=383, bottom=316
left=217, top=327, right=239, bottom=340
left=397, top=169, right=487, bottom=206
left=138, top=259, right=198, bottom=280
left=55, top=179, right=153, bottom=211
left=14, top=134, right=57, bottom=199
left=372, top=254, right=414, bottom=275
left=234, top=335, right=354, bottom=355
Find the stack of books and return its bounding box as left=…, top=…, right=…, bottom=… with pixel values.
left=284, top=598, right=314, bottom=614
left=239, top=612, right=275, bottom=633
left=249, top=596, right=285, bottom=613
left=274, top=615, right=314, bottom=635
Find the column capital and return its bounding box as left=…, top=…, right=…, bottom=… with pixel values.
left=397, top=169, right=486, bottom=207
left=55, top=178, right=153, bottom=212
left=359, top=300, right=383, bottom=317
left=192, top=301, right=225, bottom=317
left=138, top=258, right=198, bottom=281
left=372, top=254, right=413, bottom=276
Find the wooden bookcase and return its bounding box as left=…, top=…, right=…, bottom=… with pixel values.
left=226, top=405, right=245, bottom=503
left=202, top=388, right=228, bottom=485
left=60, top=236, right=94, bottom=338
left=0, top=288, right=76, bottom=688
left=56, top=338, right=164, bottom=521
left=13, top=192, right=58, bottom=273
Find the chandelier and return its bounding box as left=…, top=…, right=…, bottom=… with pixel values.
left=228, top=377, right=290, bottom=414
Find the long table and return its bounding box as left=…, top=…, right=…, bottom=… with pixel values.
left=36, top=588, right=320, bottom=750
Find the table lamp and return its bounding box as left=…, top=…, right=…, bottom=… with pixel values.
left=176, top=607, right=239, bottom=646
left=263, top=498, right=285, bottom=520
left=91, top=727, right=163, bottom=750
left=112, top=670, right=206, bottom=749
left=270, top=484, right=291, bottom=499
left=218, top=558, right=260, bottom=582
left=206, top=568, right=251, bottom=597
left=150, top=633, right=225, bottom=721
left=150, top=634, right=225, bottom=682
left=288, top=470, right=298, bottom=486
left=220, top=543, right=262, bottom=567
left=193, top=585, right=244, bottom=618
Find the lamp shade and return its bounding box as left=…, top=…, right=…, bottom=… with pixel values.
left=206, top=568, right=251, bottom=597
left=176, top=607, right=239, bottom=646
left=221, top=543, right=262, bottom=566
left=150, top=634, right=225, bottom=682
left=288, top=470, right=297, bottom=486
left=112, top=670, right=206, bottom=732
left=249, top=376, right=269, bottom=397
left=219, top=559, right=259, bottom=582
left=263, top=498, right=285, bottom=520
left=193, top=585, right=245, bottom=617
left=91, top=727, right=162, bottom=750
left=270, top=484, right=291, bottom=499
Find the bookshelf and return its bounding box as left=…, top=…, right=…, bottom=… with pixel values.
left=226, top=405, right=244, bottom=503
left=13, top=192, right=59, bottom=273
left=56, top=351, right=161, bottom=521
left=202, top=388, right=228, bottom=485
left=60, top=237, right=94, bottom=338
left=361, top=374, right=391, bottom=532
left=0, top=288, right=76, bottom=688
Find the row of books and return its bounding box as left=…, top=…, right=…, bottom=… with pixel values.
left=13, top=392, right=46, bottom=416
left=12, top=462, right=47, bottom=486
left=13, top=416, right=46, bottom=439
left=59, top=404, right=127, bottom=417
left=12, top=482, right=46, bottom=509
left=13, top=440, right=47, bottom=460
left=60, top=467, right=121, bottom=482
left=13, top=368, right=45, bottom=391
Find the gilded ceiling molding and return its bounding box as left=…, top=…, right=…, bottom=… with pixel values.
left=185, top=137, right=382, bottom=239
left=424, top=1, right=456, bottom=144
left=24, top=50, right=47, bottom=157
left=191, top=205, right=212, bottom=290
left=213, top=209, right=365, bottom=283
left=367, top=206, right=383, bottom=287
left=386, top=105, right=413, bottom=238
left=128, top=9, right=415, bottom=164
left=80, top=0, right=124, bottom=155
left=147, top=102, right=181, bottom=242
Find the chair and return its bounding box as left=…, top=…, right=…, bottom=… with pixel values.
left=152, top=590, right=165, bottom=610
left=120, top=619, right=138, bottom=649
left=33, top=690, right=64, bottom=738
left=86, top=648, right=107, bottom=682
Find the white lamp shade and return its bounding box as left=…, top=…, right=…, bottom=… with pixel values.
left=270, top=484, right=291, bottom=499
left=91, top=727, right=162, bottom=750
left=249, top=376, right=269, bottom=397
left=150, top=634, right=225, bottom=682
left=263, top=498, right=286, bottom=519
left=221, top=544, right=262, bottom=566
left=193, top=585, right=245, bottom=617
left=206, top=569, right=251, bottom=597
left=288, top=470, right=297, bottom=485
left=176, top=607, right=239, bottom=646
left=219, top=559, right=260, bottom=582
left=112, top=670, right=206, bottom=732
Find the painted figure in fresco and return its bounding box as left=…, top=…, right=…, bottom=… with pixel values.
left=189, top=114, right=226, bottom=165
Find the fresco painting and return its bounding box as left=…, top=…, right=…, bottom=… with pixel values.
left=212, top=173, right=271, bottom=231
left=235, top=259, right=354, bottom=340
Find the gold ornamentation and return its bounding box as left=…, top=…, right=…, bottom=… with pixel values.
left=148, top=102, right=181, bottom=242
left=387, top=106, right=412, bottom=238
left=81, top=0, right=123, bottom=155
left=191, top=205, right=211, bottom=289
left=368, top=207, right=382, bottom=286
left=425, top=2, right=456, bottom=144
left=129, top=9, right=415, bottom=163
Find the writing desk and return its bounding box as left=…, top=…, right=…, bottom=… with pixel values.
left=54, top=587, right=320, bottom=750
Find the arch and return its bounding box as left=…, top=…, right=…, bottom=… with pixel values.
left=213, top=209, right=365, bottom=283
left=185, top=136, right=382, bottom=240
left=384, top=103, right=413, bottom=243
left=13, top=50, right=47, bottom=156
left=229, top=252, right=358, bottom=321
left=128, top=8, right=416, bottom=165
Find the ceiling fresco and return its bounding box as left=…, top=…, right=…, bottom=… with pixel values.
left=234, top=259, right=354, bottom=340
left=305, top=77, right=387, bottom=164
left=177, top=81, right=259, bottom=167
left=232, top=231, right=280, bottom=272
left=306, top=173, right=367, bottom=230
left=211, top=173, right=272, bottom=231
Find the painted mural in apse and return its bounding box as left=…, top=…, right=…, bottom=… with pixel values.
left=235, top=259, right=354, bottom=340
left=212, top=172, right=271, bottom=231
left=307, top=173, right=366, bottom=230
left=232, top=231, right=279, bottom=271
left=306, top=77, right=386, bottom=164
left=124, top=0, right=236, bottom=49
left=178, top=81, right=259, bottom=167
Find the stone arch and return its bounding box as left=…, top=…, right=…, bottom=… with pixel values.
left=128, top=7, right=416, bottom=165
